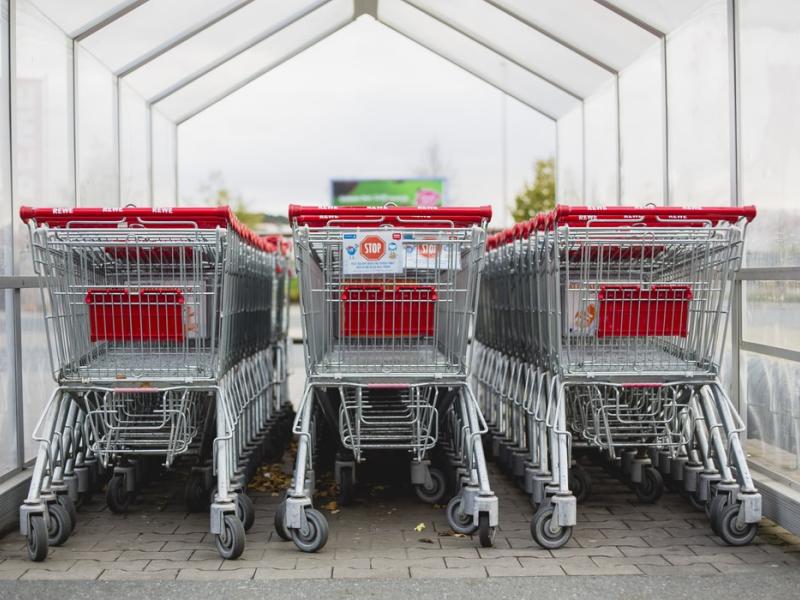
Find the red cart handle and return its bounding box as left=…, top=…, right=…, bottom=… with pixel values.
left=20, top=205, right=276, bottom=253
left=551, top=204, right=756, bottom=227
left=288, top=204, right=492, bottom=228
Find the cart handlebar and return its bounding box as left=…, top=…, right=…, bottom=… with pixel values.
left=19, top=205, right=277, bottom=253
left=288, top=204, right=492, bottom=228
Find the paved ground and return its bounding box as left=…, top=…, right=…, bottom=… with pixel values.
left=0, top=457, right=798, bottom=587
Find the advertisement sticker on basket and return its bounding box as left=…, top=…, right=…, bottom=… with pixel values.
left=404, top=234, right=461, bottom=270
left=342, top=231, right=404, bottom=274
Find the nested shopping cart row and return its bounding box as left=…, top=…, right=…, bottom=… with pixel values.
left=474, top=205, right=762, bottom=549
left=18, top=206, right=293, bottom=561
left=275, top=204, right=499, bottom=552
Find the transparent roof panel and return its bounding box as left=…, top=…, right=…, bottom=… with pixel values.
left=378, top=0, right=578, bottom=118
left=409, top=0, right=612, bottom=98
left=30, top=0, right=139, bottom=37
left=603, top=0, right=713, bottom=34
left=125, top=0, right=325, bottom=101
left=80, top=0, right=245, bottom=73
left=488, top=0, right=659, bottom=72
left=155, top=0, right=353, bottom=123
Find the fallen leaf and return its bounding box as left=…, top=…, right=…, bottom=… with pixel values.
left=321, top=501, right=338, bottom=511
left=418, top=538, right=435, bottom=544
left=414, top=522, right=426, bottom=532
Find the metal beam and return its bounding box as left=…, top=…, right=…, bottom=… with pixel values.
left=176, top=19, right=352, bottom=126
left=353, top=0, right=378, bottom=18
left=378, top=20, right=557, bottom=121
left=740, top=341, right=800, bottom=365
left=482, top=0, right=618, bottom=74
left=402, top=0, right=583, bottom=101
left=116, top=0, right=256, bottom=78
left=592, top=0, right=665, bottom=38
left=73, top=0, right=150, bottom=41
left=149, top=0, right=333, bottom=105
left=737, top=267, right=800, bottom=281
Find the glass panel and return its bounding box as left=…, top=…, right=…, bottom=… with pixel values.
left=584, top=81, right=618, bottom=205
left=30, top=0, right=135, bottom=37
left=14, top=0, right=74, bottom=275
left=666, top=0, right=730, bottom=205
left=482, top=0, right=659, bottom=72
left=155, top=0, right=353, bottom=122
left=556, top=106, right=582, bottom=203
left=0, top=296, right=16, bottom=475
left=151, top=109, right=176, bottom=206
left=119, top=81, right=150, bottom=206
left=80, top=0, right=238, bottom=74
left=76, top=45, right=118, bottom=207
left=125, top=0, right=326, bottom=101
left=744, top=281, right=800, bottom=353
left=410, top=0, right=612, bottom=98
left=619, top=43, right=665, bottom=205
left=14, top=0, right=75, bottom=461
left=743, top=351, right=800, bottom=484
left=379, top=0, right=578, bottom=119
left=740, top=0, right=800, bottom=267
left=603, top=0, right=713, bottom=34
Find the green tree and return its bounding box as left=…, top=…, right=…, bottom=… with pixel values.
left=197, top=171, right=263, bottom=228
left=512, top=158, right=555, bottom=223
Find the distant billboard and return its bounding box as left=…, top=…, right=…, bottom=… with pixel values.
left=331, top=179, right=445, bottom=207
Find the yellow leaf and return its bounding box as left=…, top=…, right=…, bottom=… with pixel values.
left=414, top=522, right=426, bottom=532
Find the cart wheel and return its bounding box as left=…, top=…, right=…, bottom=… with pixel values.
left=290, top=508, right=329, bottom=553
left=446, top=495, right=478, bottom=535
left=56, top=494, right=77, bottom=533
left=235, top=492, right=255, bottom=532
left=530, top=504, right=572, bottom=550
left=569, top=465, right=592, bottom=504
left=106, top=474, right=131, bottom=514
left=708, top=494, right=728, bottom=535
left=184, top=474, right=210, bottom=513
left=46, top=503, right=71, bottom=547
left=27, top=515, right=48, bottom=562
left=478, top=512, right=496, bottom=548
left=634, top=467, right=663, bottom=504
left=273, top=501, right=290, bottom=541
left=717, top=503, right=758, bottom=546
left=337, top=467, right=354, bottom=507
left=414, top=467, right=447, bottom=504
left=215, top=514, right=245, bottom=560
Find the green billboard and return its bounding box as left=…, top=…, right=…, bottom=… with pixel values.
left=331, top=179, right=445, bottom=207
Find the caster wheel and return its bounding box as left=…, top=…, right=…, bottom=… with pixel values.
left=413, top=467, right=447, bottom=504
left=446, top=495, right=477, bottom=535
left=634, top=467, right=663, bottom=504
left=215, top=514, right=245, bottom=559
left=708, top=494, right=728, bottom=535
left=478, top=512, right=496, bottom=548
left=106, top=474, right=131, bottom=514
left=274, top=501, right=290, bottom=541
left=717, top=503, right=758, bottom=546
left=27, top=515, right=48, bottom=562
left=56, top=494, right=77, bottom=533
left=46, top=503, right=72, bottom=547
left=184, top=475, right=210, bottom=513
left=290, top=508, right=329, bottom=553
left=685, top=491, right=706, bottom=512
left=337, top=467, right=354, bottom=507
left=569, top=465, right=592, bottom=504
left=530, top=504, right=572, bottom=550
left=235, top=492, right=256, bottom=532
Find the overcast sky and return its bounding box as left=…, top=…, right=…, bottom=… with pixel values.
left=177, top=15, right=555, bottom=228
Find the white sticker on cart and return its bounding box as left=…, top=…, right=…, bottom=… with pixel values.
left=404, top=235, right=461, bottom=270
left=342, top=232, right=404, bottom=275
left=565, top=284, right=597, bottom=337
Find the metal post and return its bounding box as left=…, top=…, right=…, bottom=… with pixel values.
left=615, top=75, right=622, bottom=204
left=500, top=87, right=508, bottom=227
left=661, top=38, right=670, bottom=206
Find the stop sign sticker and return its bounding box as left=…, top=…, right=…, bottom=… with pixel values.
left=342, top=231, right=403, bottom=275
left=360, top=235, right=386, bottom=261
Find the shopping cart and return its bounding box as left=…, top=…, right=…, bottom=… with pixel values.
left=476, top=205, right=761, bottom=549
left=18, top=206, right=289, bottom=561
left=277, top=204, right=498, bottom=552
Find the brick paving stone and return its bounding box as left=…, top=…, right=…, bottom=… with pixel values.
left=620, top=545, right=692, bottom=557
left=371, top=557, right=441, bottom=569
left=637, top=563, right=719, bottom=576
left=476, top=547, right=550, bottom=559
left=47, top=549, right=123, bottom=561
left=146, top=559, right=222, bottom=572
left=0, top=569, right=26, bottom=580
left=550, top=546, right=624, bottom=559
left=118, top=549, right=192, bottom=562
left=575, top=535, right=648, bottom=548
left=99, top=569, right=178, bottom=580
left=219, top=556, right=296, bottom=570
left=410, top=566, right=487, bottom=579
left=254, top=567, right=331, bottom=580
left=333, top=566, right=409, bottom=579
left=0, top=559, right=76, bottom=572
left=21, top=566, right=103, bottom=580
left=177, top=568, right=255, bottom=580
left=591, top=555, right=670, bottom=568
left=444, top=556, right=521, bottom=570
left=557, top=557, right=642, bottom=576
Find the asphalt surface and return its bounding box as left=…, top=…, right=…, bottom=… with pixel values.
left=3, top=572, right=800, bottom=600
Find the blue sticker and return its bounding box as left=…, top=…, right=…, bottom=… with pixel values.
left=403, top=233, right=413, bottom=239
left=388, top=242, right=397, bottom=251
left=346, top=245, right=356, bottom=255
left=343, top=233, right=357, bottom=239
